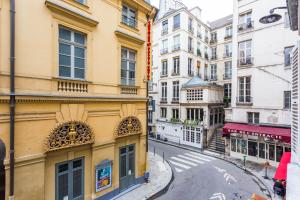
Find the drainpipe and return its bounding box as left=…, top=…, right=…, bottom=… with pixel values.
left=9, top=0, right=16, bottom=199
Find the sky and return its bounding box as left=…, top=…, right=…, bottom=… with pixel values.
left=151, top=0, right=233, bottom=22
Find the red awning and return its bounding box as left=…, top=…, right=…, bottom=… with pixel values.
left=223, top=123, right=291, bottom=143
left=274, top=152, right=291, bottom=180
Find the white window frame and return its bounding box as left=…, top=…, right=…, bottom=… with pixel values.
left=238, top=76, right=251, bottom=103
left=161, top=82, right=167, bottom=101
left=121, top=47, right=136, bottom=86
left=172, top=81, right=179, bottom=101
left=210, top=64, right=217, bottom=80
left=187, top=89, right=203, bottom=101
left=122, top=4, right=137, bottom=28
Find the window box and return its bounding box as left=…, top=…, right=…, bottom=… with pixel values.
left=160, top=98, right=167, bottom=104
left=120, top=85, right=138, bottom=95
left=238, top=21, right=254, bottom=32
left=224, top=35, right=232, bottom=40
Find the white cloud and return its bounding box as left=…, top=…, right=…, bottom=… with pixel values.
left=151, top=0, right=233, bottom=22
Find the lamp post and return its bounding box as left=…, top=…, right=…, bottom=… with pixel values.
left=259, top=6, right=287, bottom=24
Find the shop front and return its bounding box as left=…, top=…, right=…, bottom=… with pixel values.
left=223, top=123, right=291, bottom=166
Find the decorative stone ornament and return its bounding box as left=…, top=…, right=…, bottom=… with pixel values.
left=45, top=121, right=94, bottom=152
left=117, top=116, right=142, bottom=137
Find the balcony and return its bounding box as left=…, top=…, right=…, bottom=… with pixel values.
left=160, top=98, right=167, bottom=104
left=197, top=49, right=202, bottom=57
left=223, top=52, right=232, bottom=58
left=223, top=73, right=232, bottom=80
left=171, top=70, right=180, bottom=76
left=238, top=57, right=254, bottom=67
left=122, top=16, right=137, bottom=29
left=238, top=21, right=254, bottom=32
left=210, top=39, right=218, bottom=45
left=188, top=47, right=194, bottom=54
left=172, top=44, right=181, bottom=52
left=57, top=79, right=88, bottom=93
left=173, top=24, right=180, bottom=31
left=160, top=72, right=168, bottom=78
left=161, top=29, right=168, bottom=36
left=224, top=35, right=232, bottom=40
left=197, top=32, right=202, bottom=39
left=160, top=48, right=168, bottom=55
left=211, top=55, right=217, bottom=61
left=204, top=36, right=209, bottom=43
left=188, top=26, right=194, bottom=34
left=172, top=97, right=179, bottom=104
left=120, top=85, right=138, bottom=95
left=236, top=96, right=253, bottom=106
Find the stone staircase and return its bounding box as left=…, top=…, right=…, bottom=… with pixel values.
left=206, top=129, right=225, bottom=154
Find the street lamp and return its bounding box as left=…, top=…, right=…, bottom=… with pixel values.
left=259, top=7, right=287, bottom=24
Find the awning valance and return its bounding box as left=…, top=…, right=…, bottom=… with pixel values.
left=223, top=123, right=291, bottom=143
left=274, top=152, right=291, bottom=180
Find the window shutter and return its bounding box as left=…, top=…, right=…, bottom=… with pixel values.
left=291, top=41, right=300, bottom=162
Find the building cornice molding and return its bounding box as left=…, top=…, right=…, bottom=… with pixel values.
left=115, top=29, right=145, bottom=45
left=45, top=0, right=99, bottom=27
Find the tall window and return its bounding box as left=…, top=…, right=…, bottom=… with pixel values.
left=172, top=109, right=179, bottom=119
left=173, top=14, right=180, bottom=30
left=239, top=40, right=252, bottom=65
left=188, top=18, right=193, bottom=32
left=224, top=43, right=232, bottom=57
left=211, top=32, right=217, bottom=42
left=211, top=47, right=217, bottom=59
left=172, top=81, right=179, bottom=101
left=161, top=82, right=167, bottom=101
left=161, top=39, right=168, bottom=54
left=210, top=64, right=217, bottom=80
left=162, top=20, right=168, bottom=34
left=187, top=89, right=203, bottom=101
left=122, top=5, right=136, bottom=28
left=121, top=48, right=136, bottom=85
left=56, top=158, right=84, bottom=200
left=239, top=77, right=251, bottom=103
left=161, top=60, right=168, bottom=75
left=224, top=84, right=232, bottom=99
left=160, top=107, right=167, bottom=118
left=204, top=46, right=208, bottom=59
left=173, top=35, right=180, bottom=50
left=248, top=112, right=259, bottom=124
left=225, top=26, right=232, bottom=37
left=59, top=27, right=86, bottom=79
left=197, top=42, right=201, bottom=56
left=197, top=24, right=201, bottom=38
left=224, top=61, right=232, bottom=79
left=284, top=46, right=293, bottom=67
left=173, top=57, right=180, bottom=74
left=188, top=58, right=193, bottom=76
left=284, top=91, right=291, bottom=109
left=238, top=12, right=252, bottom=30
left=186, top=108, right=204, bottom=121
left=188, top=37, right=193, bottom=52
left=204, top=65, right=208, bottom=80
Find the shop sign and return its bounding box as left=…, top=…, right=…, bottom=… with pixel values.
left=146, top=20, right=151, bottom=81
left=95, top=160, right=112, bottom=192
left=226, top=129, right=283, bottom=140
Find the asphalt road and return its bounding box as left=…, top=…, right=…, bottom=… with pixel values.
left=149, top=140, right=266, bottom=200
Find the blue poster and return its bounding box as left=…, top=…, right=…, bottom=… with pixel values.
left=96, top=160, right=112, bottom=192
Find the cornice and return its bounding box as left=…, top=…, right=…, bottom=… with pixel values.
left=45, top=0, right=98, bottom=27
left=115, top=29, right=145, bottom=45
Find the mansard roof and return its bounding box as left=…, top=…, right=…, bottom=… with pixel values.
left=182, top=76, right=222, bottom=89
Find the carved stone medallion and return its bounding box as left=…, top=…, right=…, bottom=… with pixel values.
left=117, top=116, right=142, bottom=137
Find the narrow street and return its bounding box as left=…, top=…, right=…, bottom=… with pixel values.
left=149, top=140, right=266, bottom=200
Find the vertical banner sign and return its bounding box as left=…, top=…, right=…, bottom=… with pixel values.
left=95, top=160, right=112, bottom=192
left=147, top=21, right=151, bottom=80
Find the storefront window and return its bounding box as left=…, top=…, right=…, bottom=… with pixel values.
left=236, top=139, right=241, bottom=153
left=269, top=144, right=275, bottom=161
left=248, top=141, right=257, bottom=157
left=241, top=140, right=247, bottom=154
left=259, top=143, right=265, bottom=159
left=231, top=138, right=236, bottom=152
left=276, top=146, right=283, bottom=162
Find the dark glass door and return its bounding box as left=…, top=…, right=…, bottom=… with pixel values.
left=56, top=158, right=84, bottom=200
left=119, top=145, right=135, bottom=191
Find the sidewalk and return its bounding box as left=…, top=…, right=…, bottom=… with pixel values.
left=150, top=138, right=275, bottom=200
left=113, top=151, right=173, bottom=200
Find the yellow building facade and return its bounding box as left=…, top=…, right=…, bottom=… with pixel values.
left=0, top=0, right=155, bottom=199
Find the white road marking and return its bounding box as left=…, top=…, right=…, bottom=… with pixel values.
left=174, top=167, right=183, bottom=173
left=188, top=151, right=216, bottom=160
left=185, top=153, right=212, bottom=162
left=177, top=155, right=205, bottom=164
left=209, top=193, right=226, bottom=200
left=169, top=160, right=191, bottom=169
left=170, top=157, right=198, bottom=166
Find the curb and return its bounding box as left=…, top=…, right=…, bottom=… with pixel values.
left=149, top=138, right=272, bottom=199
left=146, top=160, right=175, bottom=200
